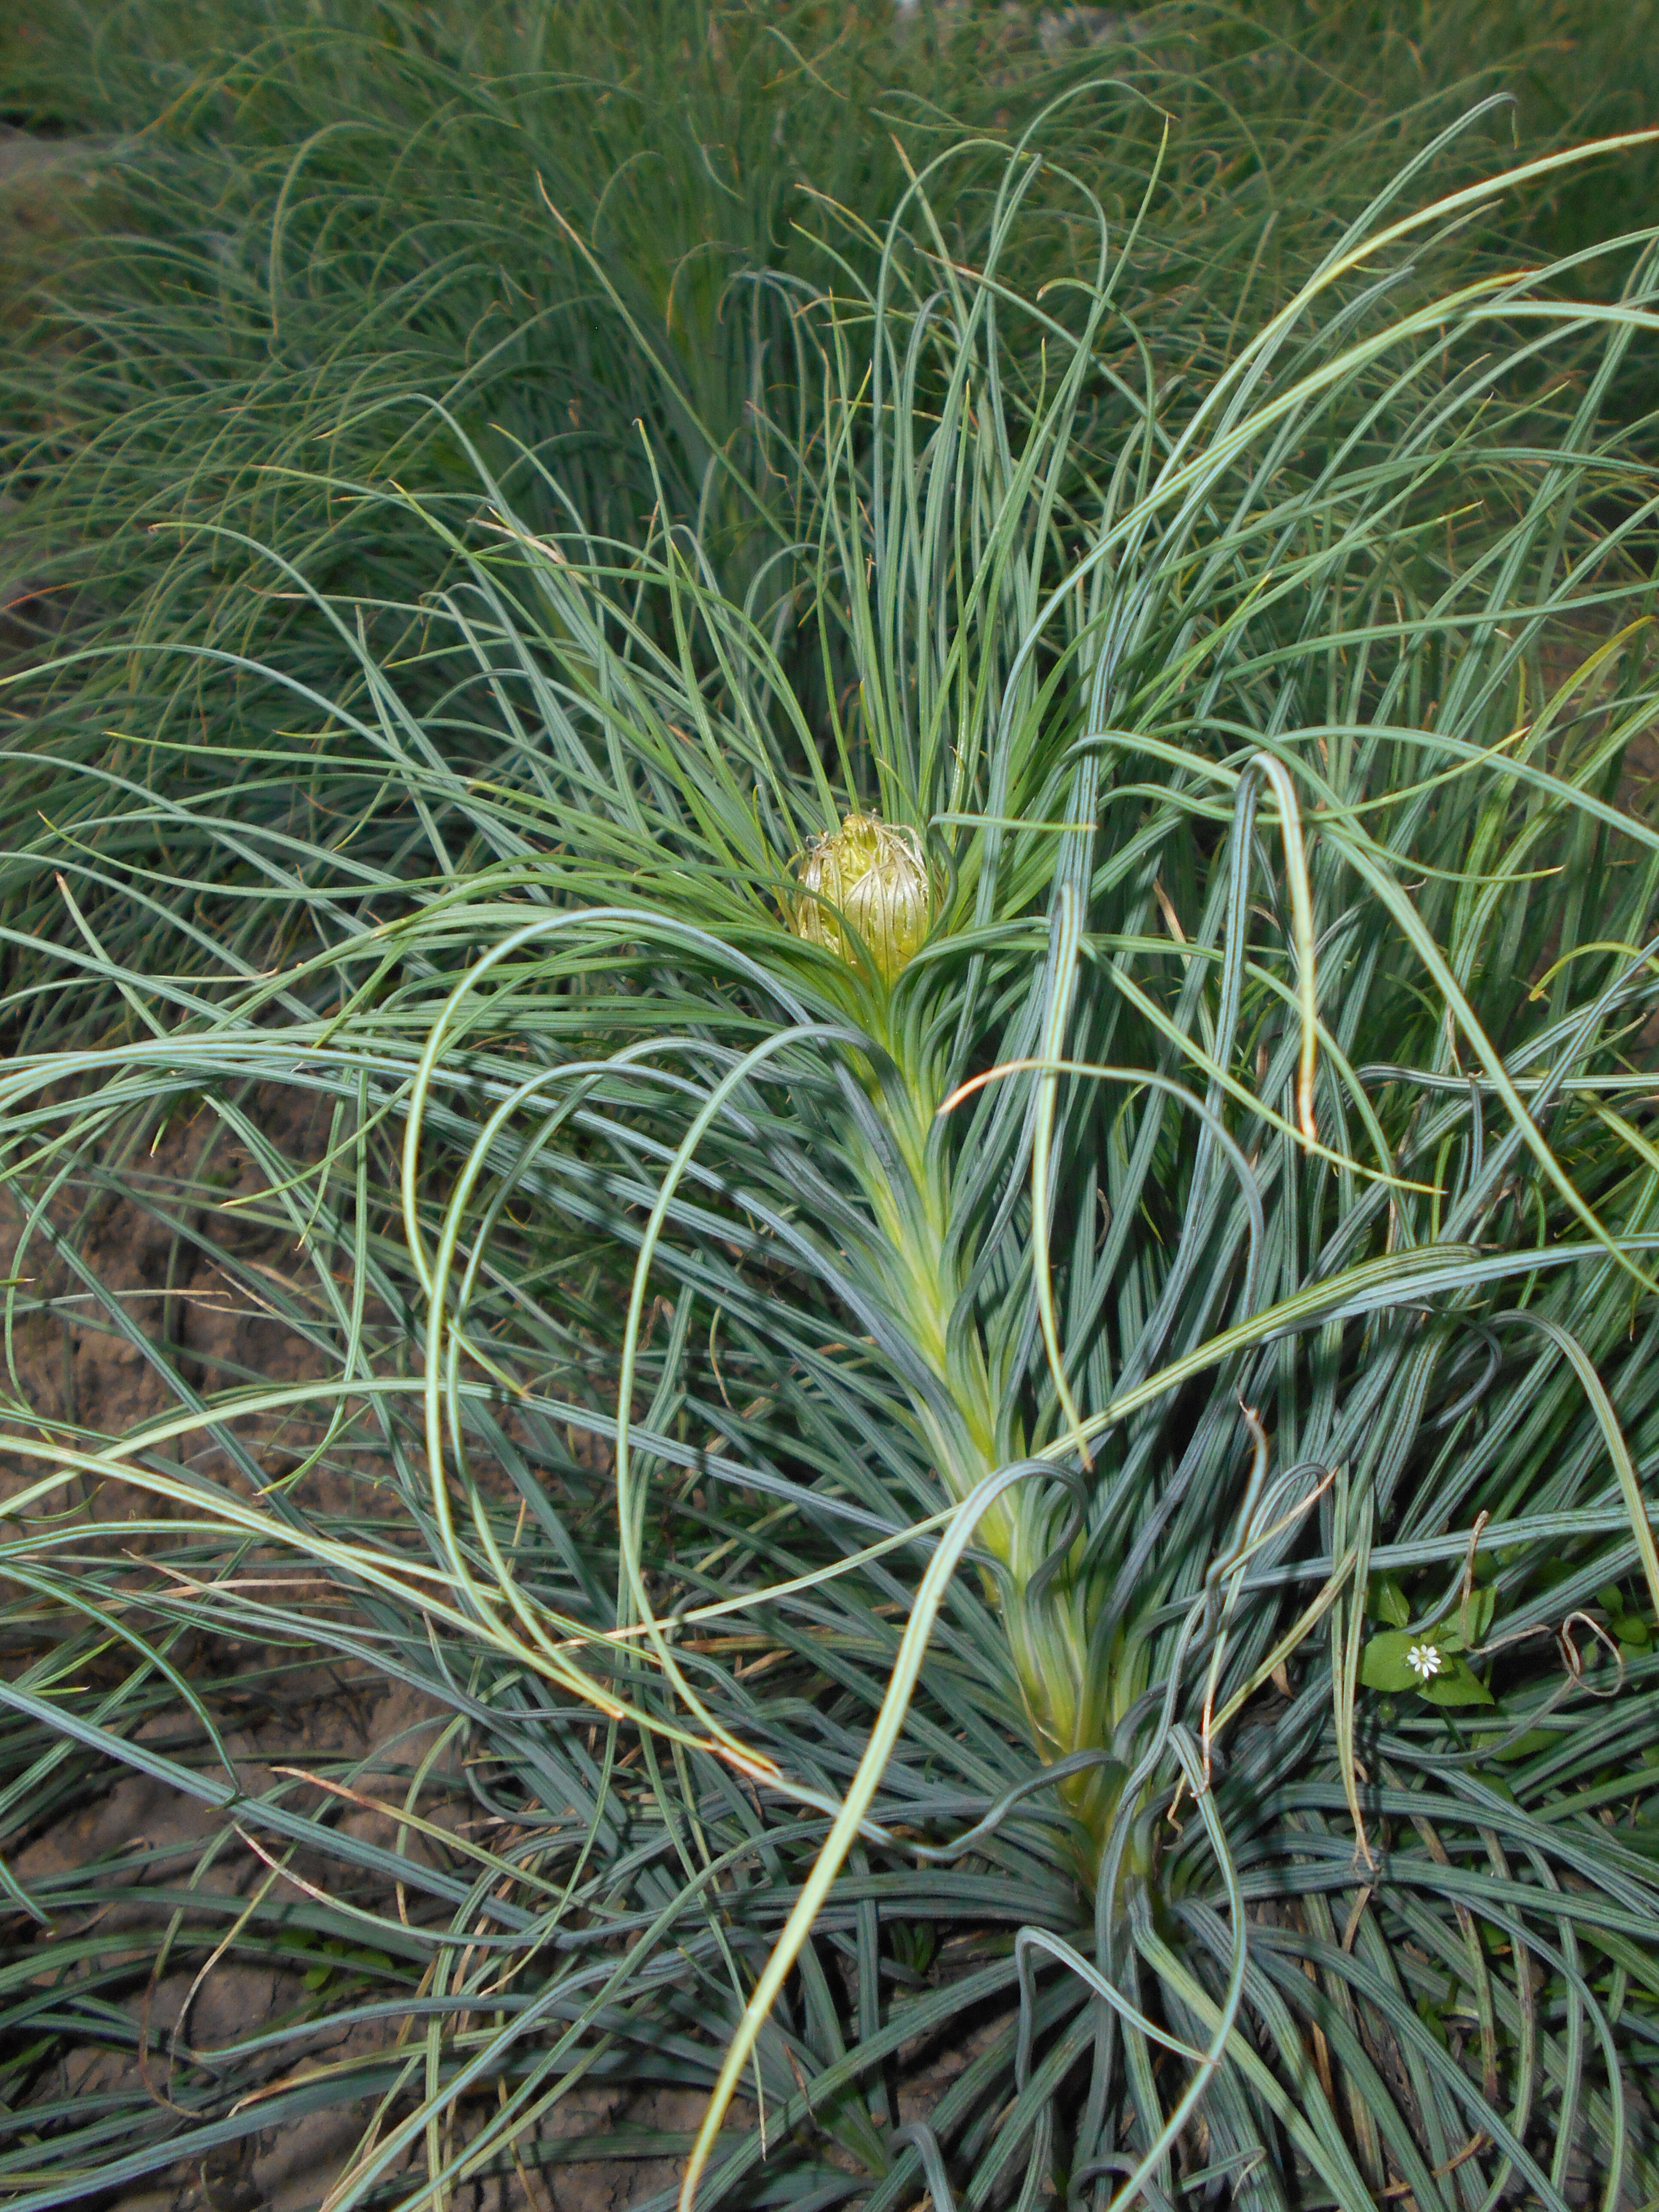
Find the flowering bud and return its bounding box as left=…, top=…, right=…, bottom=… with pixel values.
left=787, top=812, right=931, bottom=984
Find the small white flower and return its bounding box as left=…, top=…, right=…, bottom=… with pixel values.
left=1406, top=1642, right=1443, bottom=1682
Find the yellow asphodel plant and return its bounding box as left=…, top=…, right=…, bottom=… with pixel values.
left=671, top=682, right=1639, bottom=2210
left=666, top=781, right=1352, bottom=2211
left=781, top=818, right=1124, bottom=1802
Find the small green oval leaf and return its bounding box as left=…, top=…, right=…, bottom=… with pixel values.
left=1422, top=1658, right=1494, bottom=1707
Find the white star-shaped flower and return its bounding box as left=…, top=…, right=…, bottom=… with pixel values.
left=1406, top=1642, right=1443, bottom=1682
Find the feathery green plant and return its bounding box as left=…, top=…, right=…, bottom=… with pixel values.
left=5, top=94, right=1659, bottom=2212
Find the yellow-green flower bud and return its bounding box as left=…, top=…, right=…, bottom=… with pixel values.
left=787, top=811, right=930, bottom=984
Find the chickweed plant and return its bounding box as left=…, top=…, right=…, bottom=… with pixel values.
left=6, top=99, right=1659, bottom=2212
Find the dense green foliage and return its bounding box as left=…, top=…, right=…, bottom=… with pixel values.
left=3, top=7, right=1659, bottom=2211
left=3, top=0, right=1653, bottom=924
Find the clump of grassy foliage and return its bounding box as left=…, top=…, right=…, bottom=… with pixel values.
left=3, top=65, right=1659, bottom=2212
left=5, top=6, right=1659, bottom=2210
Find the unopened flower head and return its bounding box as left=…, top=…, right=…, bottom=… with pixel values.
left=787, top=811, right=931, bottom=984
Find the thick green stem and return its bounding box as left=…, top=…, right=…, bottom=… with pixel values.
left=861, top=1073, right=1139, bottom=1882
